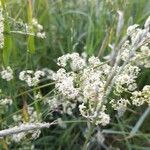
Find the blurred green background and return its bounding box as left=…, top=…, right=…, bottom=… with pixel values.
left=1, top=0, right=150, bottom=69
left=0, top=0, right=150, bottom=149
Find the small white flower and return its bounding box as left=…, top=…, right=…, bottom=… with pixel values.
left=11, top=132, right=26, bottom=142
left=96, top=112, right=110, bottom=126
left=36, top=32, right=46, bottom=39
left=79, top=103, right=86, bottom=116
left=57, top=53, right=86, bottom=71
left=127, top=24, right=139, bottom=36
left=57, top=118, right=67, bottom=129
left=34, top=92, right=42, bottom=100
left=0, top=98, right=12, bottom=106
left=1, top=66, right=13, bottom=81
left=34, top=70, right=45, bottom=78
left=88, top=56, right=101, bottom=67
left=19, top=70, right=45, bottom=86
left=37, top=24, right=43, bottom=31
left=31, top=129, right=41, bottom=139
left=32, top=18, right=38, bottom=26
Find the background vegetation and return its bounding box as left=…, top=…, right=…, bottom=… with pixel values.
left=0, top=0, right=150, bottom=149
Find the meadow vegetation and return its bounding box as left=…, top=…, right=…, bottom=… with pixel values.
left=0, top=0, right=150, bottom=149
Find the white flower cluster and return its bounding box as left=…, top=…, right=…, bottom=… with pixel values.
left=19, top=70, right=45, bottom=86
left=12, top=17, right=46, bottom=39
left=42, top=68, right=55, bottom=80
left=0, top=66, right=13, bottom=81
left=51, top=34, right=149, bottom=126
left=57, top=52, right=86, bottom=71
left=0, top=98, right=12, bottom=106
left=0, top=18, right=149, bottom=145
left=9, top=16, right=148, bottom=127
left=131, top=85, right=150, bottom=106
left=53, top=47, right=149, bottom=125
left=121, top=44, right=150, bottom=68
left=51, top=53, right=111, bottom=126
left=45, top=96, right=77, bottom=115
left=110, top=98, right=130, bottom=116
left=34, top=91, right=42, bottom=100
left=79, top=103, right=110, bottom=126
left=81, top=62, right=111, bottom=102
left=121, top=16, right=150, bottom=68
left=32, top=18, right=46, bottom=39
left=11, top=106, right=42, bottom=142
left=114, top=64, right=140, bottom=94
left=44, top=97, right=59, bottom=110
left=0, top=6, right=4, bottom=49
left=0, top=90, right=13, bottom=115
left=53, top=68, right=78, bottom=99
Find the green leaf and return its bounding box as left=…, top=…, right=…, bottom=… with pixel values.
left=2, top=3, right=12, bottom=66
left=27, top=34, right=35, bottom=54
left=27, top=0, right=35, bottom=54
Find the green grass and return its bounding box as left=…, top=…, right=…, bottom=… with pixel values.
left=0, top=0, right=150, bottom=149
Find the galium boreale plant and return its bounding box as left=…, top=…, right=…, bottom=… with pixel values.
left=48, top=16, right=150, bottom=126
left=45, top=16, right=150, bottom=148
left=0, top=6, right=149, bottom=148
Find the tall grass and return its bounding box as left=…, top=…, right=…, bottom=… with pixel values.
left=0, top=0, right=150, bottom=149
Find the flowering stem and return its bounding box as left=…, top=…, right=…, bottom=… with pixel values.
left=0, top=121, right=57, bottom=137
left=0, top=120, right=86, bottom=138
